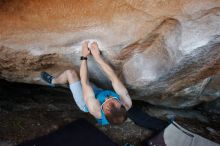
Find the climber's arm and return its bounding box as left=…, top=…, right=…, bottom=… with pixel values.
left=111, top=79, right=132, bottom=110
left=90, top=42, right=132, bottom=110
left=80, top=42, right=101, bottom=119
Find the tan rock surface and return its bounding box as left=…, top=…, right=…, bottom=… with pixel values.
left=0, top=0, right=220, bottom=107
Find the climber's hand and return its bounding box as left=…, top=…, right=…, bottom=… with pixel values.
left=82, top=41, right=90, bottom=57
left=90, top=42, right=101, bottom=59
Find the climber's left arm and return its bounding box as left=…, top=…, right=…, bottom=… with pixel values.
left=90, top=42, right=132, bottom=110
left=111, top=79, right=132, bottom=110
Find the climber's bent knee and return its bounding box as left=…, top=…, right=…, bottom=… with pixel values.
left=65, top=69, right=79, bottom=84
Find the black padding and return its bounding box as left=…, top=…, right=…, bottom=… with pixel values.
left=17, top=118, right=118, bottom=146
left=127, top=106, right=168, bottom=132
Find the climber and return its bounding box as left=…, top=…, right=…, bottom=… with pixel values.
left=41, top=41, right=132, bottom=125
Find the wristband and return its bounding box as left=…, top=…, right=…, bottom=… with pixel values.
left=80, top=56, right=87, bottom=60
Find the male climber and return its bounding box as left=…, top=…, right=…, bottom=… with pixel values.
left=41, top=41, right=132, bottom=125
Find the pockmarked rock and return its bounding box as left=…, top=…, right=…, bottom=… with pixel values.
left=0, top=0, right=220, bottom=108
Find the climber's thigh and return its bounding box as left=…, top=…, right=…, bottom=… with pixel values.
left=69, top=81, right=89, bottom=112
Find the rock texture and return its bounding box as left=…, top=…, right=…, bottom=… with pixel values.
left=0, top=0, right=220, bottom=108
left=1, top=80, right=220, bottom=145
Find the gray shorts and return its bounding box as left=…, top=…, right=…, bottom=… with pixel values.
left=69, top=81, right=101, bottom=112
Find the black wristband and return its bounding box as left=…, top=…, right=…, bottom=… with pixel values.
left=80, top=56, right=87, bottom=60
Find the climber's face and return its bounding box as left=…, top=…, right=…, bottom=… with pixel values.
left=102, top=97, right=121, bottom=115
left=102, top=96, right=127, bottom=125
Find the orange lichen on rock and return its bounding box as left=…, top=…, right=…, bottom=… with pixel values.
left=0, top=0, right=220, bottom=108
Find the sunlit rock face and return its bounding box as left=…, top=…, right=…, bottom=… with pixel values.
left=0, top=0, right=220, bottom=108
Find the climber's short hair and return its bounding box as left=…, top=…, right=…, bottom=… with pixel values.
left=105, top=104, right=127, bottom=125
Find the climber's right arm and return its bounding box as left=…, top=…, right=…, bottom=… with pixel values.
left=80, top=42, right=101, bottom=119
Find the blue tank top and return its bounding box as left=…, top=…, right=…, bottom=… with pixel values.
left=94, top=89, right=120, bottom=125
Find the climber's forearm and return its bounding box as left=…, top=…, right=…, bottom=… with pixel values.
left=95, top=56, right=118, bottom=83
left=80, top=60, right=89, bottom=85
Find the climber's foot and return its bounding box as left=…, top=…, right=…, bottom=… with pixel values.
left=41, top=71, right=55, bottom=87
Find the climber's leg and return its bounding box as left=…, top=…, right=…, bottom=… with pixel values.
left=49, top=69, right=88, bottom=112
left=51, top=69, right=79, bottom=85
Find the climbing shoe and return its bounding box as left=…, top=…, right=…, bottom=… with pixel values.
left=41, top=71, right=55, bottom=86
